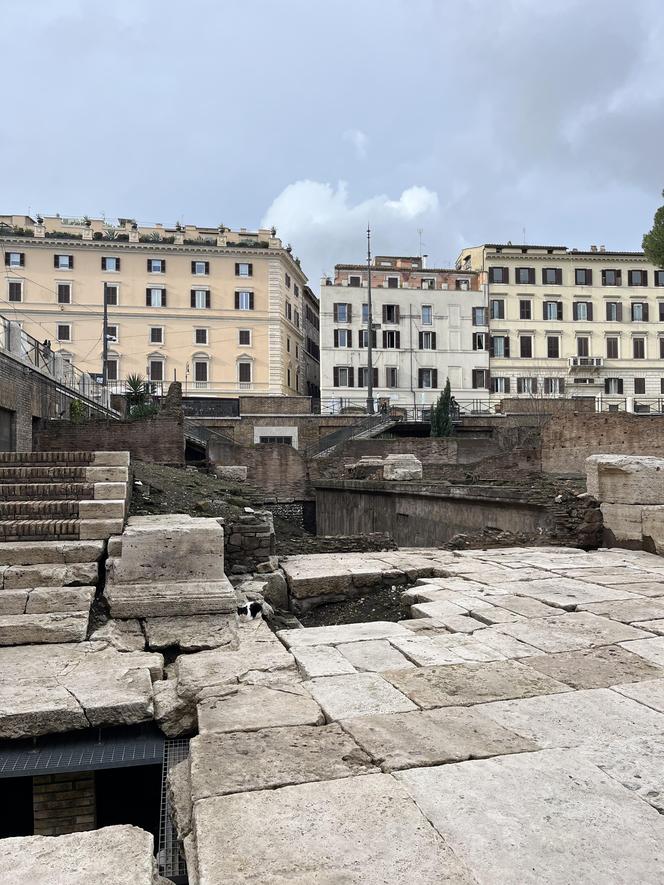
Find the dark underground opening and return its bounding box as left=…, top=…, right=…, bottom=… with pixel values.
left=95, top=763, right=162, bottom=845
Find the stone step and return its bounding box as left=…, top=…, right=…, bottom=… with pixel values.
left=0, top=540, right=104, bottom=566
left=3, top=561, right=99, bottom=588
left=0, top=516, right=125, bottom=542
left=106, top=577, right=237, bottom=618
left=0, top=586, right=95, bottom=616
left=0, top=482, right=95, bottom=499
left=0, top=451, right=129, bottom=468
left=0, top=611, right=89, bottom=645
left=0, top=465, right=129, bottom=485
left=0, top=500, right=81, bottom=519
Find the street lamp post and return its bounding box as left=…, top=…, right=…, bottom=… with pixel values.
left=366, top=224, right=374, bottom=414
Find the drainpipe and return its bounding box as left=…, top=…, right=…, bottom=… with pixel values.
left=409, top=302, right=416, bottom=417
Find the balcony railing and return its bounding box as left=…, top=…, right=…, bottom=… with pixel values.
left=568, top=357, right=603, bottom=369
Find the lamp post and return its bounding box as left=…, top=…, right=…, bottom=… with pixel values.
left=366, top=224, right=374, bottom=414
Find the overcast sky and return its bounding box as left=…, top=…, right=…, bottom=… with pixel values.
left=2, top=0, right=663, bottom=284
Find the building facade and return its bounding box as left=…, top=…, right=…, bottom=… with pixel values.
left=319, top=256, right=489, bottom=413
left=302, top=285, right=321, bottom=399
left=0, top=214, right=308, bottom=398
left=458, top=243, right=664, bottom=410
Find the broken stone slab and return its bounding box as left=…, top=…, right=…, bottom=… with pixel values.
left=395, top=749, right=664, bottom=885
left=0, top=540, right=105, bottom=567
left=401, top=616, right=468, bottom=634
left=601, top=502, right=644, bottom=543
left=189, top=725, right=375, bottom=799
left=292, top=645, right=357, bottom=679
left=494, top=611, right=652, bottom=654
left=0, top=825, right=161, bottom=885
left=643, top=505, right=664, bottom=555
left=0, top=678, right=89, bottom=739
left=620, top=636, right=664, bottom=667
left=342, top=705, right=538, bottom=772
left=62, top=667, right=155, bottom=727
left=580, top=733, right=664, bottom=814
left=106, top=578, right=236, bottom=619
left=384, top=659, right=570, bottom=709
left=633, top=618, right=664, bottom=635
left=143, top=615, right=239, bottom=652
left=577, top=597, right=664, bottom=623
left=90, top=619, right=146, bottom=651
left=260, top=570, right=288, bottom=609
left=472, top=627, right=542, bottom=659
left=336, top=639, right=416, bottom=673
left=486, top=595, right=558, bottom=618
left=0, top=611, right=89, bottom=645
left=510, top=577, right=633, bottom=611
left=167, top=758, right=192, bottom=839
left=0, top=588, right=28, bottom=614
left=611, top=677, right=664, bottom=714
left=522, top=644, right=664, bottom=690
left=586, top=453, right=664, bottom=505
left=214, top=465, right=248, bottom=482
left=388, top=633, right=507, bottom=666
left=25, top=586, right=94, bottom=614
left=153, top=679, right=197, bottom=737
left=308, top=673, right=417, bottom=721
left=197, top=683, right=323, bottom=734
left=192, top=774, right=476, bottom=885
left=410, top=599, right=470, bottom=619
left=383, top=461, right=423, bottom=481
left=612, top=581, right=664, bottom=598
left=3, top=562, right=98, bottom=589
left=277, top=620, right=411, bottom=649
left=469, top=606, right=526, bottom=626
left=479, top=687, right=664, bottom=749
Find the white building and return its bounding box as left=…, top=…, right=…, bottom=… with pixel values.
left=320, top=256, right=490, bottom=414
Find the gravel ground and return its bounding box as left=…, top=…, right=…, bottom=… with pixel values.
left=299, top=584, right=405, bottom=627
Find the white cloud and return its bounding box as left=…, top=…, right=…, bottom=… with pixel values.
left=343, top=128, right=368, bottom=159
left=262, top=181, right=440, bottom=281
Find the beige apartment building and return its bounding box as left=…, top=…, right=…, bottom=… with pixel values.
left=457, top=243, right=664, bottom=411
left=0, top=214, right=308, bottom=399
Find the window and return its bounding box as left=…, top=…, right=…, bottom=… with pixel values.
left=235, top=262, right=252, bottom=277
left=285, top=302, right=292, bottom=322
left=382, top=304, right=400, bottom=323
left=386, top=367, right=398, bottom=388
left=488, top=267, right=508, bottom=283
left=421, top=278, right=435, bottom=290
left=387, top=276, right=399, bottom=289
left=195, top=328, right=208, bottom=345
left=147, top=258, right=166, bottom=273
left=602, top=269, right=621, bottom=286
left=543, top=301, right=563, bottom=321
left=333, top=303, right=351, bottom=322
left=606, top=301, right=622, bottom=321
left=358, top=330, right=377, bottom=348
left=472, top=306, right=487, bottom=326
left=515, top=267, right=535, bottom=284
left=235, top=291, right=254, bottom=310
left=572, top=302, right=592, bottom=321
left=348, top=275, right=362, bottom=287
left=418, top=368, right=438, bottom=389
left=606, top=337, right=619, bottom=359
left=605, top=377, right=623, bottom=394
left=547, top=337, right=560, bottom=358
left=191, top=289, right=211, bottom=309
left=195, top=360, right=209, bottom=384
left=576, top=337, right=589, bottom=357
left=655, top=271, right=664, bottom=287
left=659, top=303, right=664, bottom=322
left=286, top=337, right=291, bottom=354
left=295, top=344, right=299, bottom=359
left=149, top=360, right=164, bottom=382
left=472, top=369, right=489, bottom=389
left=104, top=284, right=118, bottom=306
left=519, top=335, right=533, bottom=358
left=101, top=257, right=120, bottom=271
left=633, top=337, right=646, bottom=359
left=285, top=273, right=291, bottom=289
left=634, top=378, right=646, bottom=394
left=150, top=327, right=163, bottom=344
left=333, top=366, right=354, bottom=387
left=8, top=281, right=22, bottom=302
left=5, top=252, right=24, bottom=267
left=334, top=329, right=352, bottom=348
left=544, top=377, right=564, bottom=395
left=575, top=268, right=592, bottom=286
left=628, top=270, right=648, bottom=287
left=57, top=283, right=71, bottom=304
left=294, top=309, right=300, bottom=328
left=491, top=335, right=510, bottom=358
left=473, top=332, right=487, bottom=351
left=358, top=367, right=379, bottom=388
left=517, top=377, right=538, bottom=394
left=660, top=338, right=664, bottom=359
left=490, top=300, right=505, bottom=320
left=239, top=330, right=251, bottom=346
left=361, top=303, right=369, bottom=323
left=56, top=324, right=70, bottom=342
left=106, top=325, right=118, bottom=343
left=421, top=305, right=433, bottom=325
left=519, top=300, right=532, bottom=320
left=542, top=267, right=562, bottom=285
left=491, top=377, right=510, bottom=393
left=419, top=331, right=436, bottom=350
left=455, top=278, right=470, bottom=291
left=146, top=287, right=166, bottom=307
left=106, top=359, right=118, bottom=382
left=294, top=284, right=300, bottom=298
left=631, top=302, right=649, bottom=322
left=259, top=435, right=293, bottom=445
left=382, top=330, right=401, bottom=348
left=191, top=261, right=210, bottom=276
left=54, top=254, right=73, bottom=270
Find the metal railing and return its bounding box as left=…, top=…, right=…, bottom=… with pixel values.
left=183, top=420, right=234, bottom=448
left=304, top=412, right=397, bottom=458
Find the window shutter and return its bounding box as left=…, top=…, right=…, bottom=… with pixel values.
left=616, top=270, right=621, bottom=285
left=3, top=254, right=8, bottom=266
left=116, top=257, right=121, bottom=271
left=587, top=303, right=593, bottom=321
left=68, top=256, right=74, bottom=269
left=602, top=270, right=607, bottom=285
left=333, top=304, right=339, bottom=322
left=162, top=289, right=167, bottom=307
left=586, top=269, right=592, bottom=285
left=432, top=369, right=438, bottom=388
left=558, top=379, right=565, bottom=394
left=489, top=336, right=495, bottom=357
left=191, top=261, right=196, bottom=273
left=573, top=302, right=578, bottom=321
left=504, top=378, right=511, bottom=393
left=162, top=260, right=166, bottom=272
left=205, top=262, right=210, bottom=274
left=249, top=293, right=254, bottom=310
left=348, top=368, right=354, bottom=387
left=348, top=331, right=352, bottom=347
left=334, top=330, right=339, bottom=347
left=431, top=332, right=437, bottom=349
left=333, top=367, right=339, bottom=387
left=382, top=331, right=387, bottom=348
left=382, top=305, right=387, bottom=323
left=235, top=263, right=240, bottom=276
left=529, top=268, right=535, bottom=284
left=557, top=303, right=563, bottom=320
left=556, top=269, right=562, bottom=285
left=235, top=292, right=240, bottom=310
left=418, top=332, right=423, bottom=349
left=54, top=255, right=59, bottom=268
left=206, top=291, right=211, bottom=308
left=373, top=368, right=378, bottom=387
left=146, top=288, right=151, bottom=306
left=617, top=303, right=623, bottom=321
left=347, top=305, right=352, bottom=322
left=604, top=379, right=610, bottom=394
left=504, top=337, right=510, bottom=357
left=395, top=306, right=400, bottom=323
left=643, top=303, right=650, bottom=322
left=395, top=331, right=400, bottom=348
left=191, top=290, right=196, bottom=308
left=542, top=303, right=548, bottom=321
left=618, top=379, right=623, bottom=394
left=102, top=257, right=107, bottom=270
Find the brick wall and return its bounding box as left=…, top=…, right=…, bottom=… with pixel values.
left=35, top=415, right=184, bottom=465
left=239, top=396, right=313, bottom=415
left=224, top=510, right=276, bottom=570
left=193, top=414, right=365, bottom=450
left=211, top=440, right=312, bottom=499
left=542, top=413, right=664, bottom=475
left=33, top=772, right=96, bottom=836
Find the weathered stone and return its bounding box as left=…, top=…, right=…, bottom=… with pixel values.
left=469, top=606, right=526, bottom=626
left=523, top=644, right=664, bottom=689
left=337, top=639, right=415, bottom=672
left=388, top=633, right=506, bottom=666
left=643, top=505, right=664, bottom=555
left=342, top=705, right=538, bottom=771
left=106, top=578, right=236, bottom=618
left=473, top=627, right=542, bottom=659
left=63, top=666, right=155, bottom=727
left=495, top=611, right=652, bottom=653
left=396, top=749, right=664, bottom=885
left=3, top=562, right=98, bottom=589
left=215, top=465, right=248, bottom=482
left=0, top=588, right=28, bottom=614
left=192, top=774, right=476, bottom=884
left=411, top=599, right=470, bottom=619
left=90, top=619, right=146, bottom=651
left=586, top=453, right=664, bottom=504
left=309, top=673, right=417, bottom=720
left=153, top=679, right=197, bottom=737
left=197, top=683, right=323, bottom=734
left=0, top=825, right=159, bottom=885
left=79, top=518, right=125, bottom=539
left=292, top=644, right=357, bottom=678
left=94, top=481, right=129, bottom=501
left=633, top=618, right=664, bottom=635
left=488, top=595, right=558, bottom=618
left=143, top=615, right=238, bottom=652
left=580, top=733, right=664, bottom=813
left=611, top=676, right=664, bottom=713
left=0, top=540, right=104, bottom=567
left=261, top=571, right=288, bottom=609
left=601, top=502, right=644, bottom=542
left=0, top=678, right=88, bottom=738
left=620, top=636, right=664, bottom=667
left=578, top=597, right=664, bottom=623
left=278, top=620, right=410, bottom=648
left=0, top=611, right=89, bottom=645
left=167, top=758, right=192, bottom=839
left=25, top=585, right=94, bottom=614
left=508, top=577, right=633, bottom=610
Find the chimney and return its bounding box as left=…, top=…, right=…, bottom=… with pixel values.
left=599, top=245, right=606, bottom=252
left=590, top=245, right=598, bottom=253
left=422, top=254, right=428, bottom=269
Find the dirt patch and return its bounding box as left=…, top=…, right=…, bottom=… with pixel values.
left=298, top=584, right=405, bottom=627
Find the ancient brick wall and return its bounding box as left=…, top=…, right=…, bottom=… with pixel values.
left=35, top=415, right=184, bottom=465
left=238, top=395, right=313, bottom=415
left=541, top=413, right=664, bottom=475
left=224, top=510, right=276, bottom=570
left=33, top=772, right=96, bottom=836
left=200, top=414, right=362, bottom=450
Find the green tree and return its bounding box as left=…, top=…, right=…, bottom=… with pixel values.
left=430, top=378, right=453, bottom=437
left=643, top=190, right=664, bottom=268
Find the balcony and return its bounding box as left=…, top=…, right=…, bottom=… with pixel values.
left=568, top=357, right=603, bottom=371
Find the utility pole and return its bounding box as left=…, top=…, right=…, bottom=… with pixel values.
left=366, top=224, right=374, bottom=414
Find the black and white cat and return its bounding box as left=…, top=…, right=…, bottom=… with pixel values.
left=237, top=599, right=274, bottom=621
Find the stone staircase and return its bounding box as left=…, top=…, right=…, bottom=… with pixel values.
left=0, top=451, right=130, bottom=646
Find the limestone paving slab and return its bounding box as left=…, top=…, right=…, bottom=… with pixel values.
left=612, top=581, right=664, bottom=597
left=341, top=705, right=538, bottom=771
left=197, top=683, right=323, bottom=734
left=0, top=679, right=88, bottom=739
left=388, top=633, right=507, bottom=666
left=552, top=567, right=661, bottom=586
left=384, top=659, right=570, bottom=709
left=277, top=620, right=410, bottom=648
left=580, top=733, right=664, bottom=813
left=0, top=611, right=89, bottom=645
left=192, top=773, right=477, bottom=885
left=336, top=639, right=415, bottom=672
left=308, top=673, right=417, bottom=721
left=0, top=540, right=104, bottom=567
left=522, top=644, right=664, bottom=690
left=25, top=585, right=94, bottom=614
left=189, top=725, right=375, bottom=799
left=485, top=594, right=558, bottom=618
left=578, top=597, right=664, bottom=623
left=509, top=577, right=633, bottom=610
left=143, top=615, right=239, bottom=652
left=611, top=677, right=664, bottom=713
left=468, top=627, right=542, bottom=658
left=291, top=644, right=357, bottom=678
left=633, top=618, right=664, bottom=635
left=480, top=687, right=664, bottom=749
left=620, top=636, right=664, bottom=667
left=399, top=617, right=451, bottom=634
left=495, top=611, right=652, bottom=653
left=0, top=588, right=27, bottom=614
left=395, top=749, right=664, bottom=885
left=3, top=562, right=98, bottom=590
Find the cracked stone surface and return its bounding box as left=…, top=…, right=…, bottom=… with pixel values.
left=522, top=645, right=664, bottom=689
left=143, top=615, right=239, bottom=652
left=308, top=673, right=417, bottom=720
left=494, top=611, right=652, bottom=653
left=291, top=644, right=357, bottom=678
left=336, top=639, right=415, bottom=672
left=197, top=683, right=324, bottom=734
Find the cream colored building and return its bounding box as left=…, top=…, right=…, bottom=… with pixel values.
left=0, top=214, right=308, bottom=398
left=457, top=243, right=664, bottom=411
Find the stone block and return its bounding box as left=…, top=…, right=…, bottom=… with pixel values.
left=308, top=673, right=417, bottom=720
left=292, top=645, right=357, bottom=679
left=143, top=615, right=238, bottom=652
left=336, top=639, right=415, bottom=673
left=621, top=636, right=664, bottom=667
left=580, top=733, right=664, bottom=814
left=495, top=612, right=652, bottom=654
left=643, top=506, right=664, bottom=554
left=197, top=684, right=323, bottom=734
left=93, top=451, right=131, bottom=467
left=85, top=465, right=129, bottom=483
left=0, top=678, right=88, bottom=738
left=153, top=680, right=197, bottom=737
left=90, top=619, right=146, bottom=651
left=612, top=677, right=664, bottom=713
left=0, top=540, right=104, bottom=567
left=508, top=577, right=633, bottom=611
left=106, top=578, right=236, bottom=619
left=79, top=499, right=126, bottom=519
left=522, top=644, right=664, bottom=689
left=383, top=458, right=423, bottom=481
left=26, top=586, right=94, bottom=614
left=0, top=588, right=28, bottom=614
left=94, top=482, right=129, bottom=501
left=4, top=562, right=98, bottom=589
left=388, top=633, right=506, bottom=666
left=601, top=502, right=644, bottom=543
left=168, top=758, right=192, bottom=839
left=261, top=571, right=288, bottom=609
left=277, top=621, right=410, bottom=648
left=586, top=453, right=664, bottom=504
left=0, top=612, right=89, bottom=645
left=579, top=597, right=664, bottom=623
left=79, top=518, right=125, bottom=540
left=215, top=465, right=248, bottom=482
